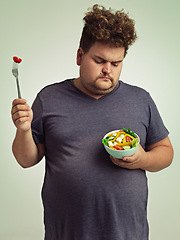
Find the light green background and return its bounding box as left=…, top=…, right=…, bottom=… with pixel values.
left=1, top=0, right=180, bottom=239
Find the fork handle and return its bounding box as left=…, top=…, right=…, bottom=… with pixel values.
left=16, top=77, right=22, bottom=98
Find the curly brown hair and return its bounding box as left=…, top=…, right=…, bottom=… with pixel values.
left=79, top=4, right=137, bottom=56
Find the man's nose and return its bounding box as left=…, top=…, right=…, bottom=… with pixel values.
left=102, top=62, right=111, bottom=74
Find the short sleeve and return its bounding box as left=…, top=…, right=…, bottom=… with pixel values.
left=146, top=94, right=169, bottom=146
left=31, top=94, right=45, bottom=144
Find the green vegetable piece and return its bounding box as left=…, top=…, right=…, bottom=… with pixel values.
left=132, top=138, right=139, bottom=148
left=109, top=136, right=115, bottom=140
left=123, top=128, right=136, bottom=138
left=123, top=145, right=131, bottom=150
left=102, top=134, right=116, bottom=146
left=102, top=137, right=109, bottom=146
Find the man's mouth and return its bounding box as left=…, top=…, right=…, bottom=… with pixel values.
left=98, top=76, right=112, bottom=81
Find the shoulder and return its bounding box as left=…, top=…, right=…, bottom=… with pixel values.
left=33, top=79, right=76, bottom=111
left=36, top=79, right=73, bottom=101
left=121, top=81, right=149, bottom=95
left=120, top=81, right=151, bottom=103
left=39, top=79, right=72, bottom=95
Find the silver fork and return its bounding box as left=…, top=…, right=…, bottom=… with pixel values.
left=12, top=62, right=22, bottom=98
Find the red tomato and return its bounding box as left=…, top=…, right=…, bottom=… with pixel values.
left=114, top=145, right=123, bottom=150
left=125, top=136, right=133, bottom=142
left=13, top=56, right=22, bottom=63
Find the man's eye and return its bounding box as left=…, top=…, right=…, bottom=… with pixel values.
left=112, top=62, right=119, bottom=67
left=94, top=59, right=104, bottom=64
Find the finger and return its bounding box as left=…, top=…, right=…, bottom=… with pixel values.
left=11, top=98, right=28, bottom=115
left=12, top=103, right=31, bottom=115
left=111, top=157, right=120, bottom=166
left=14, top=116, right=30, bottom=125
left=110, top=156, right=123, bottom=167
left=12, top=110, right=30, bottom=123
left=12, top=98, right=27, bottom=107
left=112, top=158, right=134, bottom=169
left=122, top=156, right=133, bottom=162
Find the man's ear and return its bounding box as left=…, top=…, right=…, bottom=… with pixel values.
left=76, top=48, right=84, bottom=66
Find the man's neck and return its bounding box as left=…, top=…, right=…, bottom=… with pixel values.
left=73, top=78, right=105, bottom=99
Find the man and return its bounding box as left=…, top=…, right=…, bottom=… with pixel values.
left=11, top=4, right=173, bottom=240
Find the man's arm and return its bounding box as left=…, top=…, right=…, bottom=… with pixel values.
left=110, top=136, right=174, bottom=172
left=11, top=98, right=45, bottom=168
left=143, top=136, right=173, bottom=172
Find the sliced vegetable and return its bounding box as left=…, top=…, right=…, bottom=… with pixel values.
left=102, top=137, right=110, bottom=146
left=125, top=135, right=134, bottom=142
left=123, top=145, right=131, bottom=150
left=113, top=145, right=123, bottom=150
left=123, top=128, right=136, bottom=138
left=132, top=138, right=139, bottom=148
left=116, top=141, right=132, bottom=147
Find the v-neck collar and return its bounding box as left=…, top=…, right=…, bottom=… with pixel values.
left=70, top=79, right=121, bottom=101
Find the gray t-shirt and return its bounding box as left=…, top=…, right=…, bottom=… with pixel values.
left=32, top=79, right=169, bottom=240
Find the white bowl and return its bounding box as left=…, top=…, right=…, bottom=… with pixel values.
left=102, top=129, right=140, bottom=159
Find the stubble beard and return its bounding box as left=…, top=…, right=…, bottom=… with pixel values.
left=82, top=76, right=117, bottom=96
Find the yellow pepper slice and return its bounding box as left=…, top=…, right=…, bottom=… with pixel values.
left=109, top=146, right=118, bottom=150
left=122, top=134, right=134, bottom=144
left=112, top=131, right=125, bottom=142
left=107, top=131, right=125, bottom=137
left=117, top=141, right=132, bottom=147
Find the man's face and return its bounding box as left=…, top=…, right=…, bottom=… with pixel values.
left=76, top=41, right=125, bottom=98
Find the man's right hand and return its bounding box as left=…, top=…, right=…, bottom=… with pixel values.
left=11, top=98, right=33, bottom=133
left=11, top=98, right=44, bottom=168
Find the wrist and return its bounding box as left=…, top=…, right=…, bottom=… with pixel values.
left=140, top=151, right=152, bottom=172
left=141, top=151, right=159, bottom=172
left=16, top=127, right=32, bottom=137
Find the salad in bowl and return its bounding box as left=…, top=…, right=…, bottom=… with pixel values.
left=102, top=128, right=140, bottom=159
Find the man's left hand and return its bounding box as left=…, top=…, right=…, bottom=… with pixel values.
left=110, top=145, right=147, bottom=170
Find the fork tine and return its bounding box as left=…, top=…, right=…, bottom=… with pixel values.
left=12, top=62, right=18, bottom=78
left=12, top=62, right=21, bottom=98
left=12, top=68, right=18, bottom=78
